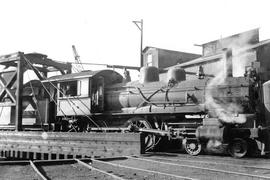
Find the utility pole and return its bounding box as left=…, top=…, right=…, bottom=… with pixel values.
left=133, top=19, right=143, bottom=67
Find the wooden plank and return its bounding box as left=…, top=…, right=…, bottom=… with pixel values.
left=0, top=132, right=142, bottom=159
left=0, top=141, right=140, bottom=153
left=0, top=131, right=140, bottom=142
left=0, top=52, right=20, bottom=63
left=0, top=145, right=140, bottom=158
left=0, top=103, right=16, bottom=107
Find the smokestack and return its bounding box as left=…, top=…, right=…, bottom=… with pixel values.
left=225, top=48, right=233, bottom=77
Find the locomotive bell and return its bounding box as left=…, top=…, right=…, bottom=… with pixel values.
left=139, top=66, right=159, bottom=84
left=167, top=67, right=186, bottom=82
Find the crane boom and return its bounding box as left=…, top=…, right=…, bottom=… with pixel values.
left=72, top=45, right=84, bottom=72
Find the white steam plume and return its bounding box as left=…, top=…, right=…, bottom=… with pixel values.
left=205, top=30, right=258, bottom=124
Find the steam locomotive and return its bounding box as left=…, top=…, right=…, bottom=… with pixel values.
left=20, top=54, right=270, bottom=158
left=15, top=29, right=270, bottom=158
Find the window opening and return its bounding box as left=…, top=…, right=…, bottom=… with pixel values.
left=60, top=81, right=78, bottom=97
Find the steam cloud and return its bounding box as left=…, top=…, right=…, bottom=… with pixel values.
left=204, top=30, right=258, bottom=124
left=205, top=70, right=246, bottom=124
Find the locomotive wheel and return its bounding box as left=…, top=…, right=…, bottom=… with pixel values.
left=125, top=117, right=156, bottom=151
left=228, top=138, right=248, bottom=158
left=183, top=139, right=202, bottom=156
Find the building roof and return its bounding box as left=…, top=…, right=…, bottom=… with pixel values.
left=142, top=46, right=201, bottom=56
left=165, top=38, right=270, bottom=70
left=200, top=28, right=259, bottom=46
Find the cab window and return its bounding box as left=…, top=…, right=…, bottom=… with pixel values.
left=60, top=81, right=78, bottom=97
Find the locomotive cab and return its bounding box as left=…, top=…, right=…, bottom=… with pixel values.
left=45, top=70, right=123, bottom=117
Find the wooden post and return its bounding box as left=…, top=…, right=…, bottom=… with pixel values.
left=15, top=53, right=24, bottom=131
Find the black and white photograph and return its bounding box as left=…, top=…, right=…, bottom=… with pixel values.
left=0, top=0, right=270, bottom=179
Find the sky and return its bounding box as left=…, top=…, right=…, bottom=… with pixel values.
left=0, top=0, right=270, bottom=72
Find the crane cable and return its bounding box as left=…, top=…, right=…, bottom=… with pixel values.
left=22, top=55, right=100, bottom=128
left=23, top=57, right=68, bottom=119
left=24, top=56, right=80, bottom=117
left=0, top=107, right=3, bottom=120
left=26, top=71, right=43, bottom=129
left=23, top=57, right=84, bottom=131
left=46, top=81, right=100, bottom=128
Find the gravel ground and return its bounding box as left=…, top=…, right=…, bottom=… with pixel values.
left=91, top=160, right=182, bottom=180
left=110, top=157, right=266, bottom=180
left=1, top=154, right=270, bottom=180
left=39, top=162, right=113, bottom=180
left=0, top=165, right=40, bottom=180
left=144, top=156, right=270, bottom=177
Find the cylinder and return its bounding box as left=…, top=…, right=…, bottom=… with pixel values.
left=196, top=126, right=224, bottom=141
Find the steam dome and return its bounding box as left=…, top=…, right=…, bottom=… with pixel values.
left=139, top=66, right=159, bottom=84
left=167, top=67, right=186, bottom=82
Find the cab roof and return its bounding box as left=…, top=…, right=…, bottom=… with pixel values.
left=43, top=69, right=123, bottom=85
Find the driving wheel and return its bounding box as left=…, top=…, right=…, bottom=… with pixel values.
left=183, top=139, right=202, bottom=156
left=125, top=117, right=156, bottom=151
left=228, top=138, right=248, bottom=158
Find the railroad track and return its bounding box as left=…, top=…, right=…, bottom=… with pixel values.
left=0, top=159, right=126, bottom=180
left=147, top=152, right=270, bottom=167
left=1, top=153, right=270, bottom=179
left=144, top=152, right=270, bottom=170
left=0, top=158, right=190, bottom=180
left=126, top=156, right=270, bottom=180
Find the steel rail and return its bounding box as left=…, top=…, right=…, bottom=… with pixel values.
left=145, top=156, right=270, bottom=171
left=149, top=152, right=270, bottom=165
left=34, top=158, right=125, bottom=180
left=0, top=160, right=48, bottom=180
left=0, top=160, right=29, bottom=165
left=91, top=158, right=196, bottom=180
left=146, top=152, right=240, bottom=161
left=34, top=159, right=75, bottom=164
left=127, top=156, right=270, bottom=180
left=75, top=159, right=125, bottom=180
left=29, top=160, right=48, bottom=180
